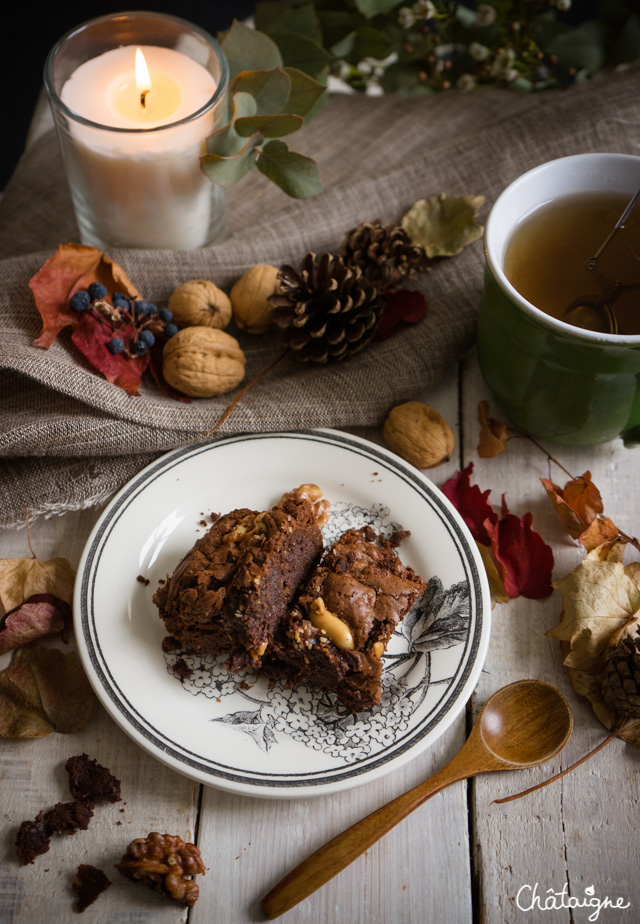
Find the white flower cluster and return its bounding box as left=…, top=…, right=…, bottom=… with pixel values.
left=398, top=0, right=436, bottom=29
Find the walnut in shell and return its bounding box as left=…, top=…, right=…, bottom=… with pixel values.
left=230, top=264, right=280, bottom=334
left=383, top=402, right=454, bottom=468
left=162, top=327, right=246, bottom=398
left=167, top=279, right=232, bottom=330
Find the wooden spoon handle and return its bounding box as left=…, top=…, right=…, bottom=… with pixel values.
left=261, top=759, right=470, bottom=919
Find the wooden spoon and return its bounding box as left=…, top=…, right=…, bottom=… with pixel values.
left=261, top=679, right=573, bottom=919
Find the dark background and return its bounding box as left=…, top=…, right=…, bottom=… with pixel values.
left=3, top=2, right=256, bottom=189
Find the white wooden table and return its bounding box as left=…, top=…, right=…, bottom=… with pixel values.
left=1, top=354, right=638, bottom=924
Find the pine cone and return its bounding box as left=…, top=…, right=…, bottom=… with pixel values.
left=601, top=619, right=640, bottom=720
left=270, top=253, right=384, bottom=363
left=341, top=219, right=429, bottom=290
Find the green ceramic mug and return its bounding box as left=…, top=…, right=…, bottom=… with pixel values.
left=477, top=153, right=640, bottom=446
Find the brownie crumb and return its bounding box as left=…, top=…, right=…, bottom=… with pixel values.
left=158, top=578, right=166, bottom=585
left=388, top=529, right=411, bottom=548
left=65, top=754, right=122, bottom=804
left=136, top=575, right=150, bottom=585
left=171, top=658, right=193, bottom=681
left=199, top=519, right=208, bottom=527
left=16, top=812, right=51, bottom=865
left=161, top=635, right=182, bottom=653
left=116, top=832, right=205, bottom=907
left=73, top=864, right=111, bottom=912
left=44, top=800, right=94, bottom=835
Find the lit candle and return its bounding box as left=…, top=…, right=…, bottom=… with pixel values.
left=51, top=29, right=227, bottom=250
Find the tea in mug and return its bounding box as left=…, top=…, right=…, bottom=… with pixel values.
left=504, top=191, right=640, bottom=334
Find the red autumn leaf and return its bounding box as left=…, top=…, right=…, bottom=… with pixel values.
left=477, top=400, right=509, bottom=458
left=441, top=462, right=498, bottom=545
left=485, top=497, right=554, bottom=599
left=0, top=594, right=72, bottom=656
left=71, top=311, right=147, bottom=396
left=541, top=470, right=603, bottom=540
left=30, top=243, right=140, bottom=349
left=373, top=289, right=429, bottom=340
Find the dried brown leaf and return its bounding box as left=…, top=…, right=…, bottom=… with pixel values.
left=581, top=516, right=623, bottom=558
left=0, top=557, right=75, bottom=617
left=28, top=647, right=94, bottom=733
left=0, top=645, right=93, bottom=738
left=477, top=400, right=508, bottom=458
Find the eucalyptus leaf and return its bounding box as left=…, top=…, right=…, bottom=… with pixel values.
left=233, top=68, right=292, bottom=114
left=256, top=2, right=323, bottom=41
left=402, top=194, right=485, bottom=258
left=201, top=141, right=260, bottom=188
left=256, top=139, right=323, bottom=198
left=283, top=66, right=328, bottom=117
left=546, top=19, right=607, bottom=72
left=609, top=13, right=640, bottom=66
left=236, top=112, right=304, bottom=138
left=316, top=11, right=362, bottom=53
left=205, top=92, right=258, bottom=158
left=354, top=0, right=399, bottom=17
left=349, top=24, right=395, bottom=63
left=268, top=30, right=333, bottom=77
left=220, top=20, right=283, bottom=84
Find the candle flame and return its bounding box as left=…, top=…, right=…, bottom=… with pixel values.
left=135, top=47, right=151, bottom=108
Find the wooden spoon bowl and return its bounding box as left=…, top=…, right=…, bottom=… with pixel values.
left=261, top=679, right=573, bottom=919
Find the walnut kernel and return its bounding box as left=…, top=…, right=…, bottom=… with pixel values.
left=383, top=402, right=454, bottom=468
left=162, top=327, right=246, bottom=398
left=168, top=279, right=232, bottom=330
left=230, top=264, right=280, bottom=334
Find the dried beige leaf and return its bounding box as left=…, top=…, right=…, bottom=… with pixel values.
left=549, top=559, right=640, bottom=745
left=401, top=193, right=485, bottom=258
left=0, top=557, right=75, bottom=617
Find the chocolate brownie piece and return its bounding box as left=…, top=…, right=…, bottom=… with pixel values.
left=44, top=800, right=94, bottom=835
left=15, top=811, right=51, bottom=864
left=73, top=864, right=111, bottom=912
left=154, top=487, right=325, bottom=670
left=65, top=754, right=122, bottom=804
left=272, top=526, right=426, bottom=712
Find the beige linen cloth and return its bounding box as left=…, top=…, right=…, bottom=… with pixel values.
left=1, top=69, right=639, bottom=526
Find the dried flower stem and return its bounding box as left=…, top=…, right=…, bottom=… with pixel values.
left=492, top=718, right=640, bottom=805
left=203, top=349, right=290, bottom=437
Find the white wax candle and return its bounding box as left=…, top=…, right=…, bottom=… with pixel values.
left=60, top=45, right=221, bottom=249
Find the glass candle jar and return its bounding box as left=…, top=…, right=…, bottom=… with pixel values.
left=44, top=11, right=229, bottom=250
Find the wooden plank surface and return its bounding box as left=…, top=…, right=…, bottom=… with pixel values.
left=460, top=354, right=640, bottom=924
left=3, top=354, right=638, bottom=923
left=0, top=369, right=475, bottom=923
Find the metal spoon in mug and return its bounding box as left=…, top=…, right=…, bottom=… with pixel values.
left=564, top=187, right=640, bottom=333
left=261, top=679, right=573, bottom=919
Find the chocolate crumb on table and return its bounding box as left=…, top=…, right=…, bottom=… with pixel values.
left=44, top=801, right=94, bottom=835
left=16, top=812, right=51, bottom=864
left=116, top=832, right=205, bottom=907
left=72, top=864, right=111, bottom=912
left=65, top=754, right=122, bottom=804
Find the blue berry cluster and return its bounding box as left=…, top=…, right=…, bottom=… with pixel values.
left=68, top=286, right=178, bottom=357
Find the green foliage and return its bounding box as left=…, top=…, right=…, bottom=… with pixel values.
left=202, top=20, right=327, bottom=199
left=203, top=3, right=640, bottom=198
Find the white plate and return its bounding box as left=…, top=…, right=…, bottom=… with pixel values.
left=75, top=430, right=491, bottom=798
